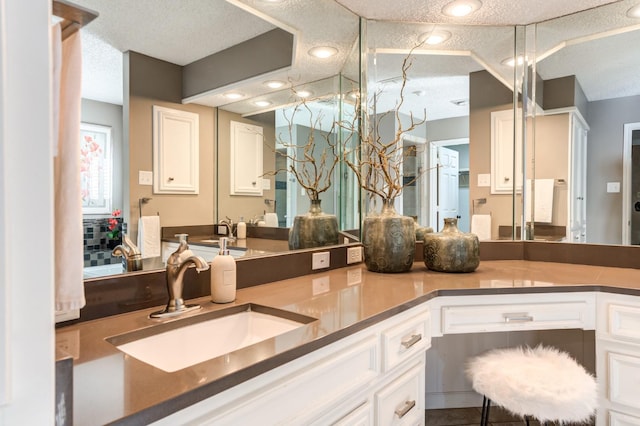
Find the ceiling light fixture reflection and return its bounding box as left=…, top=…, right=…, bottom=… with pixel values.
left=442, top=0, right=482, bottom=17
left=419, top=30, right=452, bottom=45
left=223, top=92, right=244, bottom=100
left=451, top=99, right=469, bottom=106
left=254, top=100, right=272, bottom=107
left=501, top=56, right=525, bottom=67
left=308, top=46, right=338, bottom=59
left=295, top=90, right=312, bottom=98
left=264, top=80, right=285, bottom=89
left=627, top=4, right=640, bottom=18
left=413, top=90, right=427, bottom=97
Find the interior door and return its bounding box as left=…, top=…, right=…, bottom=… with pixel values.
left=435, top=146, right=459, bottom=231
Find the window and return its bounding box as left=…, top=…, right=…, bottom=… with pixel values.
left=80, top=122, right=112, bottom=214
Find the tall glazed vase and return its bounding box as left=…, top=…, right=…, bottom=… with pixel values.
left=288, top=199, right=339, bottom=250
left=423, top=217, right=479, bottom=273
left=362, top=199, right=415, bottom=273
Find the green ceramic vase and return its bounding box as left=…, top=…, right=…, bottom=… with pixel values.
left=362, top=200, right=415, bottom=273
left=423, top=217, right=479, bottom=273
left=288, top=199, right=339, bottom=250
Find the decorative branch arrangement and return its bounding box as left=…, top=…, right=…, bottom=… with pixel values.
left=341, top=44, right=427, bottom=203
left=264, top=97, right=340, bottom=202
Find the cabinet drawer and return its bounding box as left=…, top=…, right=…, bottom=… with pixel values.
left=609, top=304, right=640, bottom=343
left=608, top=351, right=640, bottom=411
left=381, top=312, right=430, bottom=372
left=442, top=301, right=590, bottom=334
left=610, top=411, right=640, bottom=426
left=332, top=401, right=372, bottom=426
left=375, top=362, right=424, bottom=425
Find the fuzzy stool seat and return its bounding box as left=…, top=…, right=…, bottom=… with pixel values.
left=466, top=346, right=597, bottom=425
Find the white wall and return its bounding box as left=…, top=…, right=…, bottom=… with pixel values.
left=0, top=0, right=55, bottom=423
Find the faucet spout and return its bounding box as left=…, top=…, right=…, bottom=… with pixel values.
left=150, top=240, right=210, bottom=318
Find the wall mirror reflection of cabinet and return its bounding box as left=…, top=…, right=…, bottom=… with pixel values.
left=152, top=105, right=199, bottom=194
left=230, top=120, right=264, bottom=197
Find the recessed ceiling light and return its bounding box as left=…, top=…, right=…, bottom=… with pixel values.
left=295, top=90, right=312, bottom=98
left=308, top=46, right=338, bottom=59
left=501, top=56, right=525, bottom=67
left=442, top=0, right=482, bottom=17
left=627, top=4, right=640, bottom=18
left=254, top=100, right=271, bottom=107
left=223, top=92, right=244, bottom=100
left=264, top=80, right=285, bottom=89
left=419, top=30, right=452, bottom=45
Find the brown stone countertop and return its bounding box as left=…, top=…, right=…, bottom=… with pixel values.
left=57, top=260, right=640, bottom=425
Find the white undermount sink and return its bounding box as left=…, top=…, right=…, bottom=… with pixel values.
left=107, top=304, right=316, bottom=372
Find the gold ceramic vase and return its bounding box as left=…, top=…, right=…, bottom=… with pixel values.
left=362, top=199, right=415, bottom=273
left=288, top=199, right=339, bottom=250
left=423, top=217, right=479, bottom=273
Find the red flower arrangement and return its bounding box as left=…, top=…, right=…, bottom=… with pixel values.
left=107, top=209, right=122, bottom=240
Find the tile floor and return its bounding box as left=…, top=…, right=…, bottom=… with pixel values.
left=424, top=407, right=596, bottom=426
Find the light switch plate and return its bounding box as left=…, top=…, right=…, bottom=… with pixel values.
left=477, top=174, right=490, bottom=187
left=607, top=182, right=620, bottom=193
left=139, top=170, right=153, bottom=186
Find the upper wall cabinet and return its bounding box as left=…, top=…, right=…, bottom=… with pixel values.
left=153, top=106, right=200, bottom=194
left=230, top=121, right=263, bottom=197
left=491, top=109, right=523, bottom=194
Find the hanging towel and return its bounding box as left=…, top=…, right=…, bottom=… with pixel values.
left=53, top=23, right=85, bottom=311
left=138, top=215, right=161, bottom=258
left=525, top=179, right=555, bottom=223
left=471, top=214, right=492, bottom=241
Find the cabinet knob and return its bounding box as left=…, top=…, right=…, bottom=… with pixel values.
left=168, top=177, right=174, bottom=182
left=504, top=177, right=510, bottom=182
left=395, top=400, right=416, bottom=419
left=251, top=181, right=256, bottom=186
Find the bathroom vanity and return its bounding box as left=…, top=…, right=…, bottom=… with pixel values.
left=57, top=260, right=640, bottom=425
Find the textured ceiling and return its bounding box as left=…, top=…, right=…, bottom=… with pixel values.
left=334, top=0, right=619, bottom=25
left=69, top=0, right=640, bottom=119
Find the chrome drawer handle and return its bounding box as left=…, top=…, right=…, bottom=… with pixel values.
left=395, top=399, right=416, bottom=419
left=401, top=333, right=422, bottom=349
left=504, top=313, right=534, bottom=323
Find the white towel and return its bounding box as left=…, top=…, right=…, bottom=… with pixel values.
left=138, top=216, right=161, bottom=258
left=525, top=179, right=554, bottom=223
left=53, top=23, right=86, bottom=311
left=471, top=214, right=492, bottom=241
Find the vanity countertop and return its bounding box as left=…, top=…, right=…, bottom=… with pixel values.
left=57, top=260, right=640, bottom=425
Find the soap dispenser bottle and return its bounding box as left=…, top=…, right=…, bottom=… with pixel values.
left=210, top=237, right=236, bottom=303
left=237, top=217, right=246, bottom=239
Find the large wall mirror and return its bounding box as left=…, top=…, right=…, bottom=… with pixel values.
left=77, top=0, right=640, bottom=281
left=528, top=0, right=640, bottom=245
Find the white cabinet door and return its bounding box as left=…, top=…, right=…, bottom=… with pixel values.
left=230, top=121, right=263, bottom=196
left=491, top=109, right=522, bottom=194
left=153, top=105, right=199, bottom=194
left=569, top=113, right=588, bottom=242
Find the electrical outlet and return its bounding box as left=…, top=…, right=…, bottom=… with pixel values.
left=347, top=246, right=363, bottom=264
left=312, top=252, right=330, bottom=270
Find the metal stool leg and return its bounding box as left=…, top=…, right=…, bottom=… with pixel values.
left=524, top=416, right=530, bottom=426
left=480, top=396, right=491, bottom=426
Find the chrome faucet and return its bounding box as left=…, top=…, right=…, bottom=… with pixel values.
left=219, top=216, right=236, bottom=241
left=150, top=240, right=210, bottom=318
left=112, top=233, right=143, bottom=272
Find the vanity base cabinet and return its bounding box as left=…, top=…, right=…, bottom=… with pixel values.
left=597, top=293, right=640, bottom=426
left=150, top=304, right=430, bottom=425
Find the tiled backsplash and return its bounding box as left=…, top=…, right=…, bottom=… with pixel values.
left=83, top=218, right=127, bottom=267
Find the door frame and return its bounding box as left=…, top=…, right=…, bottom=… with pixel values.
left=429, top=138, right=469, bottom=231
left=622, top=122, right=640, bottom=245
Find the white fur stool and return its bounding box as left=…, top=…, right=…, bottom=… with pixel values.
left=466, top=346, right=597, bottom=425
